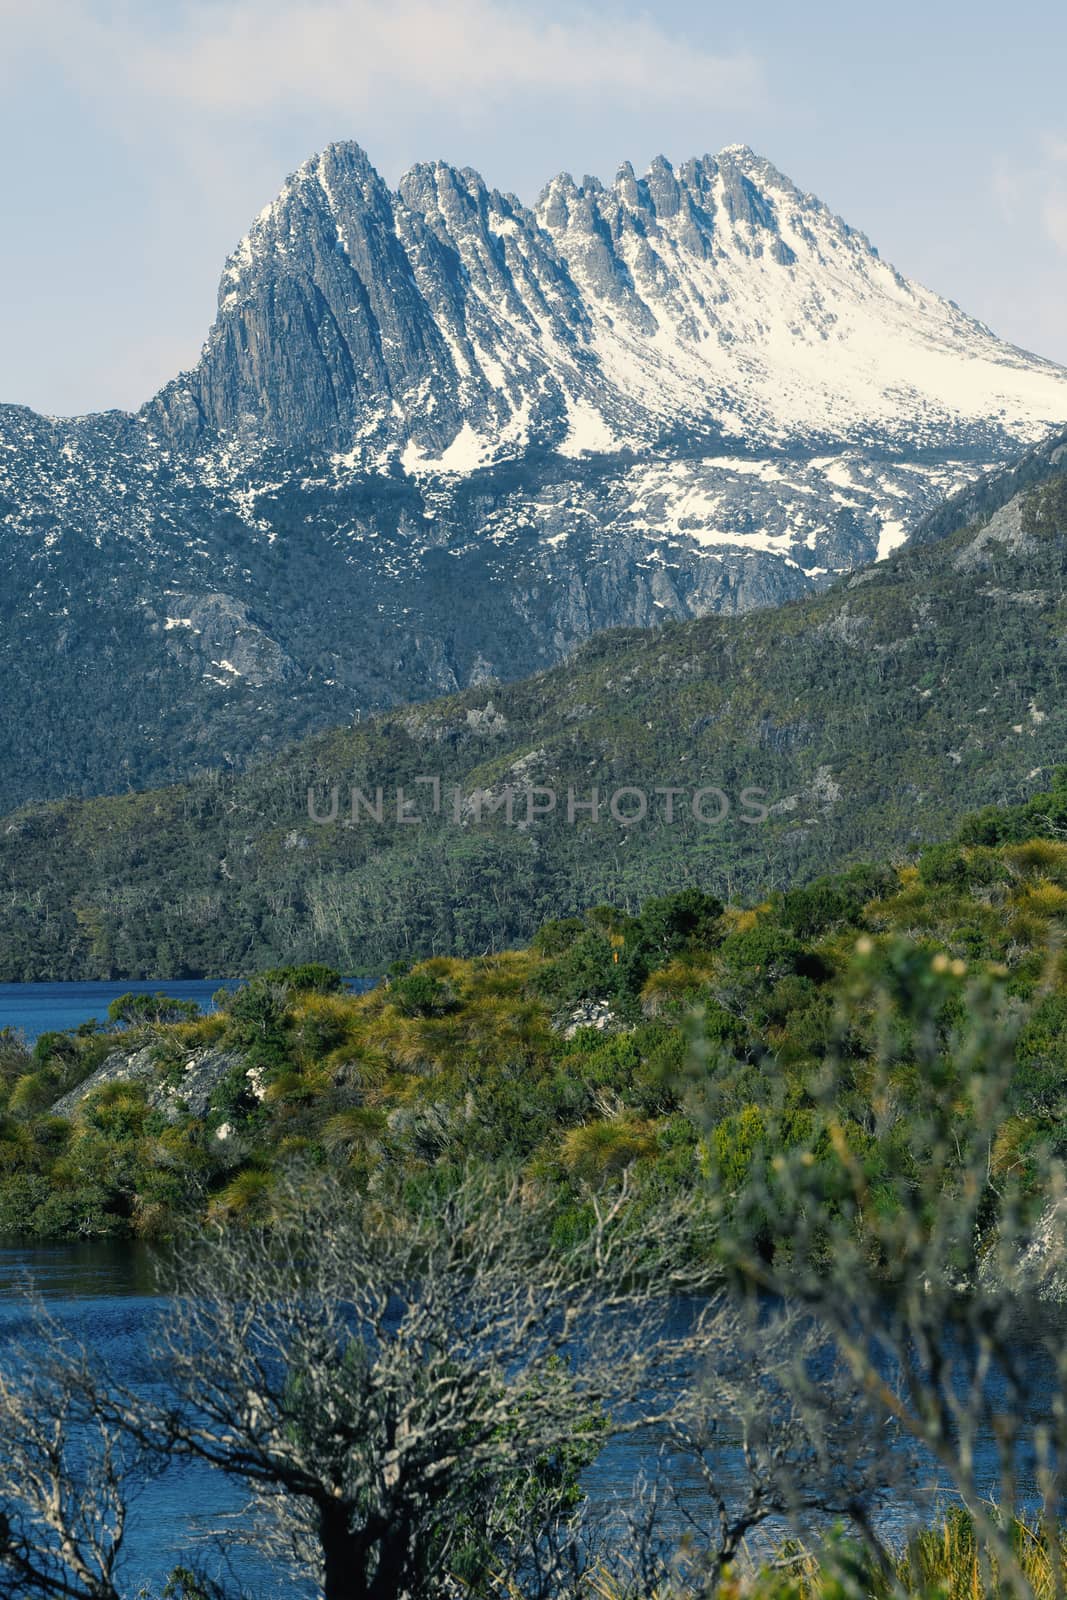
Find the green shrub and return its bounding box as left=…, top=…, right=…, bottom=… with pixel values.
left=257, top=963, right=343, bottom=995
left=106, top=992, right=201, bottom=1027
left=389, top=971, right=460, bottom=1018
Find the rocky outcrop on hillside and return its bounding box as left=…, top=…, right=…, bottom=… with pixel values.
left=51, top=1045, right=244, bottom=1124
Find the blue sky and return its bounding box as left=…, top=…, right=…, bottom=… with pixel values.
left=2, top=0, right=1066, bottom=416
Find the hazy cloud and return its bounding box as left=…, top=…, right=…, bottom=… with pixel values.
left=4, top=0, right=764, bottom=123
left=993, top=132, right=1067, bottom=258
left=1039, top=136, right=1067, bottom=255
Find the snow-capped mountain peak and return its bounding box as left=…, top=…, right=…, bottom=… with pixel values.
left=146, top=140, right=1067, bottom=477
left=3, top=138, right=1067, bottom=814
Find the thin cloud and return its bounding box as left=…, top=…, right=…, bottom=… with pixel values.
left=1043, top=197, right=1067, bottom=254
left=1040, top=132, right=1067, bottom=253
left=1040, top=133, right=1067, bottom=165
left=992, top=133, right=1067, bottom=259
left=4, top=0, right=764, bottom=121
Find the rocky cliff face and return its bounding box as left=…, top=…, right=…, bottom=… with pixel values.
left=3, top=141, right=1067, bottom=812
left=148, top=141, right=1067, bottom=462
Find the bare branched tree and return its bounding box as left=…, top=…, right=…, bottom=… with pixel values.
left=0, top=1304, right=147, bottom=1600
left=0, top=1169, right=921, bottom=1600
left=107, top=1172, right=728, bottom=1600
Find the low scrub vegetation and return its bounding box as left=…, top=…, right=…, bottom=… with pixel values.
left=5, top=780, right=1067, bottom=1248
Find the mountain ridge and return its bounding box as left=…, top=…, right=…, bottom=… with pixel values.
left=3, top=140, right=1067, bottom=816
left=143, top=139, right=1067, bottom=465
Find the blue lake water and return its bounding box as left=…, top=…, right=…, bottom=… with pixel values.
left=0, top=1242, right=298, bottom=1598
left=0, top=979, right=237, bottom=1044
left=0, top=977, right=375, bottom=1044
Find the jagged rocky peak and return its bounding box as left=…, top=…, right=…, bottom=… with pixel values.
left=219, top=142, right=388, bottom=301
left=395, top=159, right=539, bottom=282
left=398, top=159, right=488, bottom=228
left=644, top=154, right=682, bottom=218
left=535, top=146, right=788, bottom=243
left=142, top=137, right=1067, bottom=467
left=151, top=140, right=456, bottom=456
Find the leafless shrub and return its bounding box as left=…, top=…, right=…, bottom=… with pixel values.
left=0, top=1167, right=909, bottom=1600
left=0, top=1301, right=150, bottom=1600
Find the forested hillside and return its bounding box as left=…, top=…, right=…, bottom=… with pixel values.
left=2, top=467, right=1067, bottom=979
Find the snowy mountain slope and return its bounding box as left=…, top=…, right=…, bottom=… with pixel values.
left=149, top=141, right=1067, bottom=466
left=534, top=149, right=1067, bottom=450
left=2, top=140, right=1067, bottom=811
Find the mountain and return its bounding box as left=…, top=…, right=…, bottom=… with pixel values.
left=3, top=141, right=1067, bottom=814
left=149, top=142, right=1067, bottom=461
left=3, top=440, right=1066, bottom=981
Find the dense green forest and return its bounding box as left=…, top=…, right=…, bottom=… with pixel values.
left=2, top=466, right=1067, bottom=980
left=4, top=774, right=1067, bottom=1240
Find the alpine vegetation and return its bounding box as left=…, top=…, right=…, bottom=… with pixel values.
left=4, top=875, right=1067, bottom=1595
